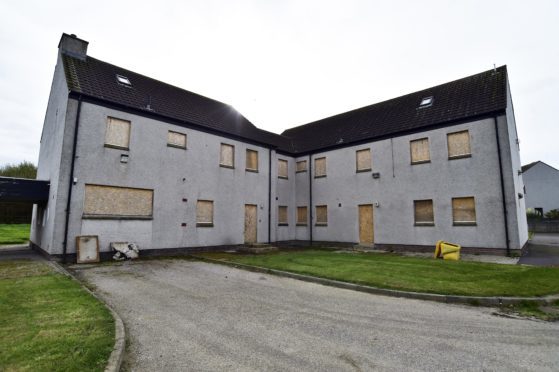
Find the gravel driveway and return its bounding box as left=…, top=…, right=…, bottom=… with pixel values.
left=71, top=259, right=559, bottom=371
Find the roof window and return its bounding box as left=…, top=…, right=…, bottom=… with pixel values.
left=116, top=74, right=131, bottom=86
left=419, top=96, right=433, bottom=108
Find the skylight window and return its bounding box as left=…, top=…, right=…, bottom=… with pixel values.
left=419, top=96, right=433, bottom=108
left=116, top=74, right=131, bottom=86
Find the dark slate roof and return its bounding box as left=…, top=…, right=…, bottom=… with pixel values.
left=522, top=161, right=559, bottom=173
left=62, top=54, right=290, bottom=149
left=282, top=66, right=508, bottom=153
left=521, top=161, right=540, bottom=173
left=62, top=51, right=508, bottom=155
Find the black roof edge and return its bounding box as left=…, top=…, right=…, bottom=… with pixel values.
left=277, top=110, right=507, bottom=157
left=70, top=90, right=506, bottom=157
left=69, top=91, right=280, bottom=150
left=0, top=176, right=49, bottom=183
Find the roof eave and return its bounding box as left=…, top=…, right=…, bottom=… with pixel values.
left=67, top=91, right=280, bottom=150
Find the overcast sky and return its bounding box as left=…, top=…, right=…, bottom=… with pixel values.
left=1, top=0, right=558, bottom=168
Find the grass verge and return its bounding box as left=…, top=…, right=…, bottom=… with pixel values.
left=0, top=260, right=114, bottom=371
left=197, top=249, right=559, bottom=297
left=500, top=300, right=559, bottom=321
left=0, top=224, right=31, bottom=245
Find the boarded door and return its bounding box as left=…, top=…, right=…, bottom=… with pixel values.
left=358, top=205, right=374, bottom=244
left=244, top=204, right=257, bottom=244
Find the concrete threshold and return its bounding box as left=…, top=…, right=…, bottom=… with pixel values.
left=191, top=255, right=559, bottom=307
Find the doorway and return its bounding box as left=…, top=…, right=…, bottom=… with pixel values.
left=358, top=204, right=374, bottom=244
left=244, top=204, right=257, bottom=244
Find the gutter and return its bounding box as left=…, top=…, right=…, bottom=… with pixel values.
left=494, top=116, right=511, bottom=256
left=308, top=154, right=313, bottom=245
left=70, top=92, right=279, bottom=152
left=268, top=148, right=272, bottom=244
left=62, top=95, right=82, bottom=263
left=277, top=110, right=507, bottom=157
left=71, top=92, right=505, bottom=158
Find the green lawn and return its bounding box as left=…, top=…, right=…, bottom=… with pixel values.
left=198, top=250, right=559, bottom=297
left=0, top=260, right=115, bottom=371
left=0, top=224, right=31, bottom=245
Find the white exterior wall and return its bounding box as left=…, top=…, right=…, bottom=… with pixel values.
left=295, top=118, right=520, bottom=249
left=504, top=79, right=529, bottom=247
left=30, top=52, right=70, bottom=253
left=63, top=102, right=273, bottom=254
left=523, top=163, right=559, bottom=214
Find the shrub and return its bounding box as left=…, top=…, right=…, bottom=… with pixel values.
left=544, top=209, right=559, bottom=220
left=0, top=161, right=37, bottom=179
left=526, top=208, right=542, bottom=220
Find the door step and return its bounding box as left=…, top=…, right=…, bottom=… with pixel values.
left=352, top=244, right=377, bottom=252
left=238, top=244, right=279, bottom=254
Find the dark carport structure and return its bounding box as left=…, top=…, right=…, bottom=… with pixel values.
left=0, top=177, right=50, bottom=223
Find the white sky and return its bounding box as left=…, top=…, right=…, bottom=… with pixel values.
left=1, top=0, right=558, bottom=168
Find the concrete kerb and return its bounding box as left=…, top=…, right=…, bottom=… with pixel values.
left=191, top=255, right=559, bottom=307
left=48, top=261, right=125, bottom=372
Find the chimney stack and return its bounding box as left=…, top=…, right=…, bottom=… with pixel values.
left=58, top=33, right=88, bottom=60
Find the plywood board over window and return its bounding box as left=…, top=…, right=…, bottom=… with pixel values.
left=220, top=143, right=234, bottom=168
left=246, top=149, right=258, bottom=172
left=314, top=157, right=326, bottom=178
left=278, top=159, right=288, bottom=179
left=410, top=138, right=430, bottom=164
left=315, top=205, right=328, bottom=225
left=297, top=206, right=308, bottom=225
left=167, top=131, right=187, bottom=149
left=452, top=197, right=476, bottom=225
left=83, top=184, right=153, bottom=219
left=105, top=117, right=131, bottom=150
left=356, top=149, right=372, bottom=172
left=447, top=130, right=471, bottom=159
left=278, top=206, right=288, bottom=225
left=414, top=200, right=434, bottom=225
left=196, top=200, right=214, bottom=226
left=296, top=160, right=307, bottom=173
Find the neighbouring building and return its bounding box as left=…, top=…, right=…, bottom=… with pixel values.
left=28, top=33, right=528, bottom=261
left=522, top=161, right=559, bottom=216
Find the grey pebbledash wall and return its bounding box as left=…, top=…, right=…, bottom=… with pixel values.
left=275, top=117, right=526, bottom=250
left=32, top=100, right=528, bottom=256
left=62, top=102, right=273, bottom=255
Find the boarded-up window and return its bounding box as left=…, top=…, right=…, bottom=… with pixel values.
left=297, top=206, right=308, bottom=225
left=316, top=205, right=327, bottom=225
left=296, top=160, right=307, bottom=173
left=447, top=130, right=471, bottom=158
left=410, top=138, right=430, bottom=164
left=105, top=117, right=131, bottom=149
left=314, top=157, right=326, bottom=178
left=278, top=206, right=288, bottom=225
left=246, top=149, right=258, bottom=171
left=414, top=200, right=434, bottom=225
left=83, top=185, right=153, bottom=218
left=196, top=200, right=214, bottom=226
left=220, top=144, right=234, bottom=168
left=356, top=149, right=372, bottom=172
left=278, top=159, right=288, bottom=179
left=167, top=131, right=187, bottom=149
left=452, top=197, right=476, bottom=225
